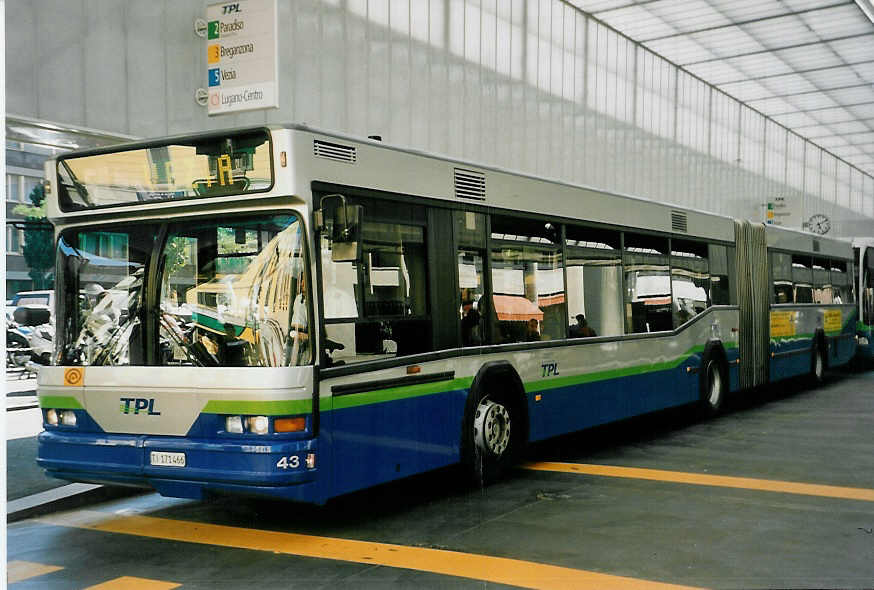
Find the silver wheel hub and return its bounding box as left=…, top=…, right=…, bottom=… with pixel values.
left=474, top=398, right=511, bottom=457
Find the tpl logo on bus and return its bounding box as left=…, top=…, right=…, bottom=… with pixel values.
left=541, top=361, right=560, bottom=378
left=221, top=3, right=241, bottom=15
left=120, top=397, right=161, bottom=416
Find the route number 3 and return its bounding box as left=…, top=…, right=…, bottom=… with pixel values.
left=276, top=455, right=300, bottom=470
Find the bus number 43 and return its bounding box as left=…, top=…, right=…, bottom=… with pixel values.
left=276, top=455, right=300, bottom=470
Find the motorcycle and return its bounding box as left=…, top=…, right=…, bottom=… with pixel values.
left=11, top=305, right=54, bottom=366
left=6, top=316, right=32, bottom=369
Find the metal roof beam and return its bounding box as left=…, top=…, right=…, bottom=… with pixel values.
left=770, top=100, right=874, bottom=116
left=640, top=2, right=852, bottom=43
left=680, top=32, right=874, bottom=66
left=717, top=59, right=874, bottom=86
left=745, top=82, right=874, bottom=102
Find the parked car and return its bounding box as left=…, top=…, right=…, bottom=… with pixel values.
left=11, top=289, right=54, bottom=309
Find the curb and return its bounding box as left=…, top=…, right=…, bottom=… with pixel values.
left=8, top=483, right=146, bottom=523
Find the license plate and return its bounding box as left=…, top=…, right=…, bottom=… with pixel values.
left=150, top=451, right=186, bottom=467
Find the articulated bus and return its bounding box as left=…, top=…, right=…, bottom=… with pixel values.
left=37, top=125, right=858, bottom=504
left=853, top=238, right=874, bottom=365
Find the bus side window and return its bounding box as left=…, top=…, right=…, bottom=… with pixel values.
left=771, top=252, right=793, bottom=304
left=829, top=260, right=850, bottom=304
left=812, top=258, right=832, bottom=304
left=623, top=233, right=671, bottom=333
left=455, top=211, right=487, bottom=347
left=708, top=244, right=731, bottom=305
left=489, top=216, right=565, bottom=344
left=321, top=198, right=432, bottom=365
left=671, top=239, right=709, bottom=328
left=565, top=225, right=622, bottom=338
left=792, top=255, right=813, bottom=303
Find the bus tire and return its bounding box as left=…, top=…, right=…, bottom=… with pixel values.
left=811, top=335, right=827, bottom=384
left=699, top=346, right=727, bottom=416
left=461, top=363, right=527, bottom=486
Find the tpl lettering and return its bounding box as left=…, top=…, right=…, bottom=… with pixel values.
left=541, top=362, right=560, bottom=377
left=120, top=397, right=161, bottom=415
left=222, top=3, right=241, bottom=14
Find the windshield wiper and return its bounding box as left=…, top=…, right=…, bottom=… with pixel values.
left=60, top=160, right=93, bottom=206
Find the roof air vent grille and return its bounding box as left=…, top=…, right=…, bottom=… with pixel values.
left=454, top=168, right=486, bottom=201
left=671, top=211, right=688, bottom=233
left=313, top=139, right=357, bottom=163
left=813, top=239, right=821, bottom=253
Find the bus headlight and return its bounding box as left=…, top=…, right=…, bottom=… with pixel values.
left=46, top=409, right=59, bottom=426
left=60, top=410, right=77, bottom=427
left=226, top=416, right=244, bottom=434
left=859, top=336, right=869, bottom=346
left=247, top=416, right=270, bottom=435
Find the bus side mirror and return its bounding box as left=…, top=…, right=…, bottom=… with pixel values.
left=330, top=204, right=363, bottom=262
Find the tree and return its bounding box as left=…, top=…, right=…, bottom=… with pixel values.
left=13, top=184, right=54, bottom=290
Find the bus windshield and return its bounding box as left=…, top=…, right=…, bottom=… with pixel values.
left=56, top=213, right=310, bottom=367
left=56, top=129, right=272, bottom=211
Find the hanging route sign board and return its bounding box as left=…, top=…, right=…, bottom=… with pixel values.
left=206, top=0, right=278, bottom=115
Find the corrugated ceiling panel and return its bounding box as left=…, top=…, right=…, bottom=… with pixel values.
left=569, top=0, right=627, bottom=13
left=760, top=75, right=817, bottom=96
left=829, top=35, right=874, bottom=62
left=850, top=62, right=874, bottom=80
left=742, top=15, right=819, bottom=49
left=801, top=5, right=872, bottom=37
left=722, top=79, right=772, bottom=101
left=777, top=45, right=843, bottom=70
left=722, top=52, right=794, bottom=78
left=746, top=96, right=796, bottom=114
left=772, top=112, right=820, bottom=127
left=812, top=107, right=856, bottom=124
left=788, top=93, right=840, bottom=111
left=849, top=104, right=874, bottom=119
left=828, top=86, right=874, bottom=105
left=710, top=0, right=788, bottom=21
left=645, top=37, right=715, bottom=64
left=828, top=120, right=873, bottom=135
left=691, top=26, right=764, bottom=56
left=830, top=146, right=864, bottom=157
left=598, top=6, right=676, bottom=40
left=815, top=136, right=851, bottom=148
left=649, top=0, right=730, bottom=32
left=686, top=61, right=746, bottom=84
left=805, top=67, right=869, bottom=89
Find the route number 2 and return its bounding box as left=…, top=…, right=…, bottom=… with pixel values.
left=276, top=455, right=300, bottom=470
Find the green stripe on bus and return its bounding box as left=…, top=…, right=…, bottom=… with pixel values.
left=200, top=339, right=742, bottom=415
left=202, top=399, right=313, bottom=415
left=331, top=377, right=474, bottom=410
left=39, top=396, right=83, bottom=410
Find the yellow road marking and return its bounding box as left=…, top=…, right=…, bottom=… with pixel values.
left=85, top=576, right=181, bottom=590
left=525, top=462, right=874, bottom=502
left=37, top=510, right=698, bottom=590
left=7, top=560, right=63, bottom=583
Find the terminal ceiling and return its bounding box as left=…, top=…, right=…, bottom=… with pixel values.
left=570, top=0, right=874, bottom=178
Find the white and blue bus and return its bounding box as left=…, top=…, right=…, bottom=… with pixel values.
left=37, top=125, right=858, bottom=504
left=853, top=238, right=874, bottom=365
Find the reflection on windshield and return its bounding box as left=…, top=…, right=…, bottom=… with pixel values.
left=159, top=216, right=309, bottom=367
left=57, top=215, right=310, bottom=368
left=57, top=231, right=150, bottom=366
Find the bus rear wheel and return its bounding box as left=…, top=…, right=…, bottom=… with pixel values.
left=700, top=357, right=726, bottom=416
left=811, top=342, right=826, bottom=383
